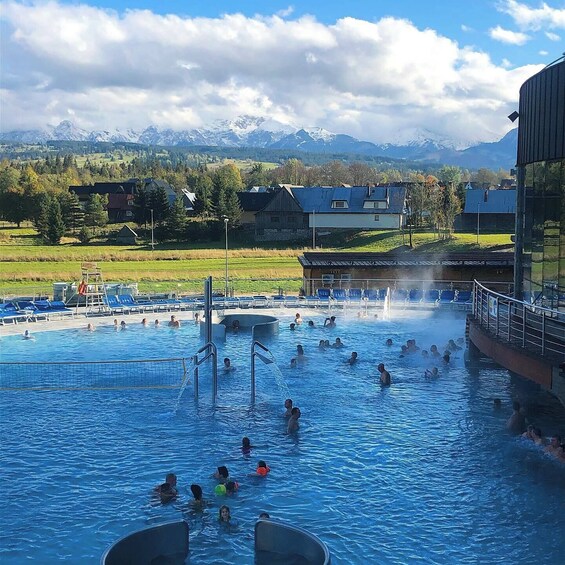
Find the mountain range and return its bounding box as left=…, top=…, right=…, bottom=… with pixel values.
left=0, top=116, right=517, bottom=170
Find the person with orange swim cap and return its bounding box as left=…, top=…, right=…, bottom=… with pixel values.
left=256, top=460, right=270, bottom=476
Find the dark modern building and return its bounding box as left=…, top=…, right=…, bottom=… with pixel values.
left=514, top=56, right=565, bottom=307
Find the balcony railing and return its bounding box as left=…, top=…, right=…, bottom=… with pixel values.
left=472, top=280, right=565, bottom=362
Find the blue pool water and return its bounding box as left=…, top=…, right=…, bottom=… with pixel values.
left=1, top=311, right=565, bottom=564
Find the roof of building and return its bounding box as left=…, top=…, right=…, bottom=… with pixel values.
left=290, top=186, right=406, bottom=214
left=116, top=225, right=138, bottom=237
left=69, top=182, right=137, bottom=195
left=463, top=189, right=516, bottom=214
left=298, top=251, right=514, bottom=268
left=238, top=191, right=276, bottom=212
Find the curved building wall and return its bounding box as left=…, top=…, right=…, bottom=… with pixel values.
left=515, top=58, right=565, bottom=304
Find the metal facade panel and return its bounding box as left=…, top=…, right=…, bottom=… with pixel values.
left=517, top=60, right=565, bottom=165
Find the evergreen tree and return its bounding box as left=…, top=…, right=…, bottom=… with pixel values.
left=58, top=191, right=84, bottom=233
left=441, top=183, right=461, bottom=238
left=45, top=196, right=66, bottom=244
left=149, top=186, right=170, bottom=225
left=164, top=196, right=187, bottom=242
left=192, top=173, right=214, bottom=216
left=132, top=184, right=150, bottom=227
left=84, top=193, right=108, bottom=230
left=33, top=192, right=51, bottom=237
left=245, top=163, right=268, bottom=189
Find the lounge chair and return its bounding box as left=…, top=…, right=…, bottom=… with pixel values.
left=364, top=289, right=379, bottom=302
left=439, top=289, right=456, bottom=303
left=349, top=288, right=363, bottom=303
left=391, top=288, right=408, bottom=303
left=103, top=295, right=130, bottom=314
left=118, top=294, right=145, bottom=313
left=423, top=290, right=440, bottom=304
left=454, top=290, right=472, bottom=304
left=332, top=288, right=347, bottom=302
left=408, top=289, right=423, bottom=303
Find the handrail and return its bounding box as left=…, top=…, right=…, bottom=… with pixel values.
left=192, top=342, right=218, bottom=402
left=251, top=340, right=274, bottom=404
left=472, top=280, right=564, bottom=362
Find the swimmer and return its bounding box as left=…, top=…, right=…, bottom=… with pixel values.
left=332, top=338, right=344, bottom=348
left=289, top=323, right=296, bottom=331
left=544, top=435, right=562, bottom=457
left=378, top=363, right=391, bottom=386
left=219, top=505, right=231, bottom=523
left=430, top=345, right=441, bottom=358
left=22, top=329, right=34, bottom=340
left=296, top=344, right=306, bottom=362
left=256, top=460, right=270, bottom=476
left=194, top=312, right=200, bottom=324
left=156, top=482, right=176, bottom=503
left=241, top=437, right=253, bottom=454
left=86, top=323, right=95, bottom=332
left=190, top=483, right=205, bottom=508
left=294, top=313, right=302, bottom=325
left=442, top=353, right=451, bottom=365
left=347, top=351, right=358, bottom=365
left=223, top=357, right=235, bottom=372
left=318, top=339, right=326, bottom=351
left=493, top=398, right=502, bottom=409
left=324, top=339, right=330, bottom=348
left=290, top=358, right=297, bottom=368
left=284, top=398, right=293, bottom=417
left=231, top=319, right=240, bottom=332
left=168, top=315, right=180, bottom=328
left=324, top=316, right=336, bottom=328
left=385, top=338, right=393, bottom=346
left=226, top=481, right=239, bottom=494
left=308, top=320, right=315, bottom=328
left=287, top=407, right=301, bottom=433
left=531, top=428, right=546, bottom=446
left=141, top=318, right=148, bottom=326
left=120, top=320, right=127, bottom=330
left=259, top=512, right=270, bottom=519
left=214, top=465, right=229, bottom=483
left=154, top=319, right=160, bottom=326
left=447, top=339, right=461, bottom=352
left=421, top=350, right=429, bottom=359
left=506, top=401, right=526, bottom=435
left=424, top=367, right=439, bottom=378
left=113, top=319, right=119, bottom=330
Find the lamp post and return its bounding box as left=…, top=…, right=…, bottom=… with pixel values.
left=150, top=208, right=155, bottom=251
left=312, top=210, right=316, bottom=249
left=223, top=216, right=229, bottom=298
left=476, top=202, right=480, bottom=245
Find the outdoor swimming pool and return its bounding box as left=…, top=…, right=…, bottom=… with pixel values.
left=1, top=310, right=565, bottom=564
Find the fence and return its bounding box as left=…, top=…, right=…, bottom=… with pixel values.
left=472, top=280, right=565, bottom=363
left=0, top=357, right=190, bottom=391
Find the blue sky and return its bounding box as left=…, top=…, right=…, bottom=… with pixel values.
left=1, top=0, right=564, bottom=145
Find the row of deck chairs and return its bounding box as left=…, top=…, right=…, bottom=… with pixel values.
left=102, top=293, right=274, bottom=314
left=0, top=300, right=74, bottom=325
left=311, top=288, right=473, bottom=306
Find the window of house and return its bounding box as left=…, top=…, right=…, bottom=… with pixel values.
left=332, top=200, right=348, bottom=208
left=374, top=215, right=380, bottom=221
left=270, top=216, right=280, bottom=223
left=376, top=201, right=388, bottom=209
left=363, top=201, right=376, bottom=208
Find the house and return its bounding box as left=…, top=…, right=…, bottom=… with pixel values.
left=253, top=185, right=407, bottom=241
left=456, top=188, right=516, bottom=232
left=237, top=191, right=276, bottom=225
left=69, top=178, right=194, bottom=222
left=115, top=225, right=138, bottom=245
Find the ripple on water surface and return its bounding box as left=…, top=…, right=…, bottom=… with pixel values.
left=1, top=311, right=565, bottom=564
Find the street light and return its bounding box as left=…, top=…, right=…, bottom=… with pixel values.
left=476, top=202, right=480, bottom=245
left=150, top=208, right=155, bottom=251
left=223, top=216, right=229, bottom=298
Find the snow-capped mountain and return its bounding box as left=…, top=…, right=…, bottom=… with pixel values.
left=0, top=117, right=518, bottom=169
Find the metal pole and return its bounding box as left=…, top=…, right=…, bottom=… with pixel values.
left=541, top=313, right=545, bottom=355
left=251, top=350, right=256, bottom=404
left=150, top=208, right=155, bottom=251
left=205, top=276, right=212, bottom=345
left=312, top=210, right=316, bottom=249
left=476, top=202, right=480, bottom=245
left=224, top=217, right=229, bottom=298
left=522, top=303, right=526, bottom=347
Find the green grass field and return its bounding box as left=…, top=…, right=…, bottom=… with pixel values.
left=0, top=225, right=513, bottom=297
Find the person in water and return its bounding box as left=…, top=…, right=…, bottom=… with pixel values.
left=424, top=367, right=439, bottom=378
left=506, top=400, right=526, bottom=434
left=120, top=320, right=127, bottom=330
left=287, top=407, right=301, bottom=433
left=294, top=313, right=303, bottom=325
left=290, top=358, right=297, bottom=368
left=241, top=437, right=253, bottom=454
left=347, top=352, right=358, bottom=365
left=324, top=316, right=336, bottom=328
left=378, top=363, right=391, bottom=386
left=385, top=338, right=393, bottom=346
left=296, top=344, right=306, bottom=363
left=214, top=466, right=229, bottom=483
left=154, top=319, right=160, bottom=326
left=86, top=323, right=95, bottom=332
left=289, top=322, right=296, bottom=331
left=141, top=318, right=148, bottom=326
left=219, top=505, right=231, bottom=523
left=231, top=319, right=240, bottom=332
left=223, top=357, right=235, bottom=372
left=256, top=460, right=270, bottom=476
left=190, top=484, right=205, bottom=508
left=284, top=398, right=293, bottom=417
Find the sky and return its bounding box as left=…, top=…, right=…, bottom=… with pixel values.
left=1, top=0, right=564, bottom=147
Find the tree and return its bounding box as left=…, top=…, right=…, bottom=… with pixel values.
left=437, top=165, right=462, bottom=187
left=472, top=168, right=498, bottom=187
left=164, top=196, right=187, bottom=242
left=84, top=193, right=108, bottom=230
left=212, top=164, right=243, bottom=221
left=44, top=196, right=66, bottom=244
left=245, top=163, right=269, bottom=189
left=132, top=184, right=150, bottom=226
left=149, top=186, right=170, bottom=225
left=58, top=191, right=84, bottom=233
left=440, top=183, right=461, bottom=238
left=189, top=172, right=214, bottom=217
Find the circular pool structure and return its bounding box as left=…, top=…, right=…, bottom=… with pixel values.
left=1, top=309, right=564, bottom=564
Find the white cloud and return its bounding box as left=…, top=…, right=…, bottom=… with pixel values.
left=488, top=25, right=531, bottom=44
left=0, top=1, right=545, bottom=146
left=545, top=30, right=561, bottom=40
left=498, top=0, right=565, bottom=30
left=461, top=24, right=473, bottom=32
left=539, top=50, right=549, bottom=55
left=276, top=6, right=294, bottom=18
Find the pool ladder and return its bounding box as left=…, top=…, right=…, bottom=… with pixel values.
left=192, top=342, right=218, bottom=402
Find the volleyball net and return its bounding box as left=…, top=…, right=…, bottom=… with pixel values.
left=0, top=357, right=193, bottom=391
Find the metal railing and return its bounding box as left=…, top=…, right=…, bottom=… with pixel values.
left=472, top=280, right=565, bottom=362
left=251, top=340, right=273, bottom=404
left=192, top=342, right=218, bottom=402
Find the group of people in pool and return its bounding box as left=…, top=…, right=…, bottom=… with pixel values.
left=504, top=400, right=565, bottom=464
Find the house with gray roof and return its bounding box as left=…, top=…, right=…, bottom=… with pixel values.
left=253, top=185, right=407, bottom=241
left=456, top=188, right=516, bottom=232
